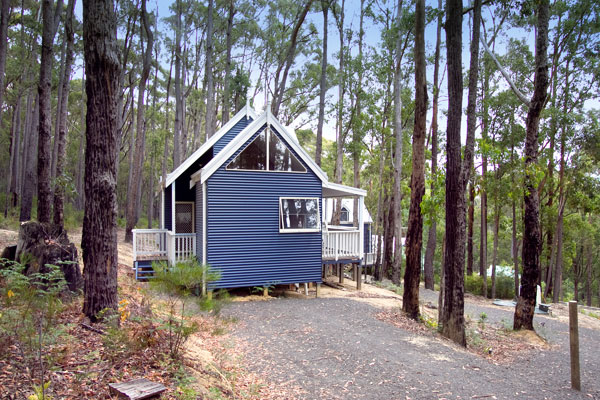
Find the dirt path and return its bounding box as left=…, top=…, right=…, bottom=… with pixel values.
left=223, top=287, right=600, bottom=400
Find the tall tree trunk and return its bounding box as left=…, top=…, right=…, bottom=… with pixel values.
left=441, top=0, right=466, bottom=346
left=221, top=0, right=234, bottom=124
left=51, top=39, right=67, bottom=190
left=467, top=182, right=475, bottom=276
left=82, top=0, right=120, bottom=321
left=5, top=99, right=22, bottom=215
left=334, top=0, right=345, bottom=192
left=491, top=204, right=499, bottom=299
left=391, top=0, right=404, bottom=286
left=402, top=0, right=426, bottom=319
left=205, top=0, right=215, bottom=139
left=315, top=1, right=328, bottom=167
left=373, top=134, right=386, bottom=281
left=20, top=95, right=39, bottom=222
left=37, top=0, right=64, bottom=223
left=480, top=168, right=488, bottom=297
left=125, top=0, right=154, bottom=243
left=585, top=230, right=592, bottom=307
left=353, top=0, right=365, bottom=227
left=76, top=67, right=85, bottom=210
left=383, top=192, right=395, bottom=280
left=423, top=0, right=442, bottom=291
left=0, top=0, right=10, bottom=118
left=271, top=0, right=314, bottom=117
left=514, top=0, right=549, bottom=331
left=173, top=0, right=182, bottom=167
left=511, top=142, right=520, bottom=299
left=53, top=0, right=76, bottom=228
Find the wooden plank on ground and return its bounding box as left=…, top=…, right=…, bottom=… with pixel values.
left=109, top=378, right=166, bottom=399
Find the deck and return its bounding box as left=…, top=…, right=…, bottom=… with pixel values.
left=132, top=226, right=375, bottom=282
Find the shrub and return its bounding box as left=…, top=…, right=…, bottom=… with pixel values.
left=464, top=274, right=515, bottom=299
left=0, top=259, right=68, bottom=399
left=149, top=260, right=218, bottom=359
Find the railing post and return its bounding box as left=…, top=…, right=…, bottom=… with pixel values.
left=132, top=230, right=137, bottom=261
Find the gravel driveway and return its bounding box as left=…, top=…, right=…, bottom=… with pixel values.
left=223, top=289, right=600, bottom=400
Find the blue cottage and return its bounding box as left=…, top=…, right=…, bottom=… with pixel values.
left=132, top=105, right=370, bottom=291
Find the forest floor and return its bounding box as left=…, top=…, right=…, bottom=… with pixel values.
left=1, top=228, right=599, bottom=399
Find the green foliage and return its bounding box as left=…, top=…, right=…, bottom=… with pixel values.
left=0, top=259, right=68, bottom=399
left=464, top=274, right=515, bottom=299
left=149, top=260, right=218, bottom=359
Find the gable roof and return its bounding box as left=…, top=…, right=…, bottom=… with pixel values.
left=192, top=109, right=329, bottom=186
left=165, top=104, right=258, bottom=187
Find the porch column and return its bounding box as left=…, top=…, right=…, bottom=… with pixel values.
left=172, top=180, right=176, bottom=234
left=358, top=195, right=364, bottom=260
left=160, top=186, right=164, bottom=229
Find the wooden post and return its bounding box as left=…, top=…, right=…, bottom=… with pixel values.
left=353, top=263, right=357, bottom=281
left=357, top=265, right=362, bottom=290
left=338, top=263, right=344, bottom=284
left=316, top=282, right=321, bottom=298
left=263, top=287, right=269, bottom=297
left=303, top=282, right=308, bottom=296
left=569, top=300, right=581, bottom=391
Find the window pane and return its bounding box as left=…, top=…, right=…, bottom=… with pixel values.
left=280, top=198, right=319, bottom=230
left=269, top=130, right=306, bottom=172
left=340, top=207, right=349, bottom=222
left=227, top=130, right=267, bottom=170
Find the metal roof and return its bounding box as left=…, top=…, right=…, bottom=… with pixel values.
left=165, top=105, right=258, bottom=187
left=190, top=109, right=366, bottom=198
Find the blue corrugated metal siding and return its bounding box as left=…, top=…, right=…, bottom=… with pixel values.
left=164, top=184, right=172, bottom=230
left=206, top=125, right=322, bottom=289
left=196, top=183, right=203, bottom=262
left=213, top=116, right=252, bottom=155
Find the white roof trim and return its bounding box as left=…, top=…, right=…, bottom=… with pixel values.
left=165, top=105, right=258, bottom=187
left=322, top=181, right=367, bottom=197
left=196, top=112, right=329, bottom=185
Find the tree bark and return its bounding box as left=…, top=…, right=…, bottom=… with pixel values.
left=76, top=67, right=86, bottom=210
left=53, top=0, right=76, bottom=228
left=423, top=0, right=442, bottom=291
left=514, top=0, right=549, bottom=331
left=205, top=0, right=215, bottom=139
left=173, top=0, right=182, bottom=167
left=315, top=1, right=328, bottom=167
left=467, top=182, right=475, bottom=276
left=82, top=0, right=120, bottom=321
left=37, top=0, right=64, bottom=223
left=221, top=0, right=234, bottom=125
left=0, top=0, right=10, bottom=120
left=353, top=0, right=366, bottom=227
left=402, top=0, right=426, bottom=319
left=441, top=0, right=466, bottom=346
left=391, top=0, right=404, bottom=286
left=20, top=94, right=39, bottom=222
left=125, top=0, right=153, bottom=243
left=271, top=0, right=314, bottom=117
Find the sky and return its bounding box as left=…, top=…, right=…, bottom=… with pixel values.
left=72, top=0, right=551, bottom=146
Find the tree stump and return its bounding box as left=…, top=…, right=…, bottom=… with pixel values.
left=15, top=221, right=82, bottom=292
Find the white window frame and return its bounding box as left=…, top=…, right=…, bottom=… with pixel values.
left=175, top=201, right=195, bottom=233
left=226, top=127, right=307, bottom=173
left=340, top=206, right=350, bottom=222
left=279, top=197, right=321, bottom=233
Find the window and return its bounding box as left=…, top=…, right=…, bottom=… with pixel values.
left=279, top=198, right=320, bottom=233
left=269, top=131, right=305, bottom=172
left=340, top=207, right=349, bottom=222
left=227, top=127, right=306, bottom=172
left=226, top=130, right=267, bottom=170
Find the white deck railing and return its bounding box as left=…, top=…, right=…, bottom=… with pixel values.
left=132, top=229, right=196, bottom=265
left=322, top=230, right=361, bottom=261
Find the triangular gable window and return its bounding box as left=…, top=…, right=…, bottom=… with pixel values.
left=269, top=130, right=305, bottom=172
left=227, top=130, right=267, bottom=170
left=226, top=127, right=306, bottom=172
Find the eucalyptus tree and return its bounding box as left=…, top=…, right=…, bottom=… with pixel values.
left=37, top=0, right=64, bottom=223
left=82, top=0, right=120, bottom=321
left=402, top=0, right=426, bottom=319
left=125, top=0, right=154, bottom=243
